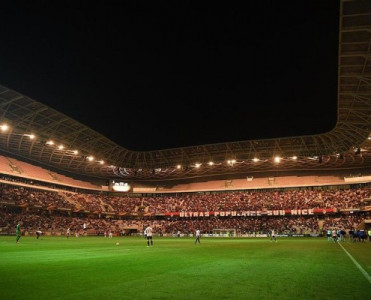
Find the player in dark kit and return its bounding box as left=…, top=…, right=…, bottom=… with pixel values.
left=15, top=222, right=21, bottom=243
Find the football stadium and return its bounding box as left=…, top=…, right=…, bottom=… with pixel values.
left=0, top=1, right=371, bottom=299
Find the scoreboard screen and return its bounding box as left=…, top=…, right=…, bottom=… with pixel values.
left=111, top=181, right=131, bottom=192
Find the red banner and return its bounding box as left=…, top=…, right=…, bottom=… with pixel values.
left=164, top=208, right=337, bottom=218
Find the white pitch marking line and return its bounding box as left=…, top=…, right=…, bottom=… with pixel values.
left=338, top=242, right=371, bottom=284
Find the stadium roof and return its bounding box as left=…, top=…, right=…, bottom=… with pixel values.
left=0, top=0, right=370, bottom=181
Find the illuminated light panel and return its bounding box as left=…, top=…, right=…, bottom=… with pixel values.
left=208, top=161, right=214, bottom=166
left=87, top=156, right=94, bottom=161
left=292, top=156, right=297, bottom=160
left=176, top=164, right=181, bottom=169
left=252, top=158, right=259, bottom=162
left=195, top=163, right=201, bottom=168
left=0, top=124, right=9, bottom=132
left=274, top=156, right=281, bottom=163
left=227, top=159, right=236, bottom=165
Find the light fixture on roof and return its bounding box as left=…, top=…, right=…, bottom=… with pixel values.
left=176, top=164, right=182, bottom=169
left=72, top=150, right=79, bottom=155
left=307, top=156, right=317, bottom=160
left=25, top=133, right=35, bottom=140
left=0, top=124, right=9, bottom=132
left=98, top=160, right=104, bottom=165
left=87, top=156, right=94, bottom=161
left=195, top=163, right=201, bottom=168
left=335, top=153, right=344, bottom=159
left=46, top=140, right=54, bottom=145
left=58, top=145, right=64, bottom=150
left=252, top=157, right=259, bottom=162
left=274, top=156, right=281, bottom=163
left=227, top=159, right=236, bottom=165
left=292, top=156, right=297, bottom=160
left=208, top=161, right=214, bottom=166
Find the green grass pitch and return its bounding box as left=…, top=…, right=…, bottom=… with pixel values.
left=0, top=236, right=370, bottom=300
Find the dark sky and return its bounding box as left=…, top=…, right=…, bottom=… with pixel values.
left=0, top=1, right=339, bottom=151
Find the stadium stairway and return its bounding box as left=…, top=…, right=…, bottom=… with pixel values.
left=318, top=220, right=325, bottom=231
left=59, top=192, right=81, bottom=210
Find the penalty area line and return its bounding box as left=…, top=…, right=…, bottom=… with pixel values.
left=338, top=242, right=371, bottom=284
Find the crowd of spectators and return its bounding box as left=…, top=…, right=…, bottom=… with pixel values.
left=0, top=184, right=75, bottom=209
left=0, top=209, right=367, bottom=236
left=73, top=188, right=371, bottom=214
left=0, top=184, right=370, bottom=235
left=1, top=184, right=370, bottom=214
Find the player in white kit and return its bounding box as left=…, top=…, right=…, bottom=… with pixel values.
left=144, top=225, right=153, bottom=247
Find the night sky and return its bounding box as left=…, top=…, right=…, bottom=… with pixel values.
left=0, top=1, right=339, bottom=151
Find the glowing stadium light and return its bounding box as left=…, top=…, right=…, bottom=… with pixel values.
left=208, top=161, right=214, bottom=166
left=227, top=159, right=236, bottom=165
left=87, top=156, right=94, bottom=161
left=274, top=156, right=281, bottom=163
left=58, top=145, right=65, bottom=150
left=65, top=149, right=79, bottom=155
left=195, top=163, right=201, bottom=168
left=46, top=140, right=54, bottom=145
left=307, top=156, right=318, bottom=160
left=292, top=156, right=297, bottom=160
left=98, top=160, right=104, bottom=165
left=176, top=164, right=182, bottom=169
left=252, top=157, right=259, bottom=162
left=335, top=153, right=344, bottom=159
left=0, top=124, right=9, bottom=132
left=24, top=133, right=35, bottom=140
